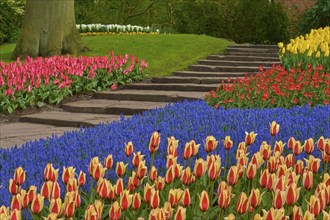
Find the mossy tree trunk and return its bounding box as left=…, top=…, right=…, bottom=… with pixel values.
left=12, top=0, right=85, bottom=59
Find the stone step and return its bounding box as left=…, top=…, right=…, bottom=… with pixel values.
left=226, top=47, right=278, bottom=53
left=207, top=55, right=280, bottom=62
left=173, top=70, right=252, bottom=77
left=62, top=99, right=168, bottom=115
left=20, top=111, right=124, bottom=127
left=188, top=64, right=266, bottom=72
left=94, top=89, right=205, bottom=102
left=228, top=44, right=279, bottom=49
left=124, top=83, right=219, bottom=92
left=198, top=59, right=280, bottom=67
left=224, top=51, right=279, bottom=57
left=151, top=76, right=238, bottom=84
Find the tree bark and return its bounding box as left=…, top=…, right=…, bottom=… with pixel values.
left=12, top=0, right=86, bottom=59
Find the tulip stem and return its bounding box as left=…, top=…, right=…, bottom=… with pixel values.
left=89, top=177, right=94, bottom=203
left=151, top=153, right=155, bottom=170
left=223, top=150, right=229, bottom=178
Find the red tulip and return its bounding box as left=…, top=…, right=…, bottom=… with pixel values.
left=143, top=183, right=154, bottom=203
left=194, top=158, right=206, bottom=178
left=165, top=165, right=175, bottom=184
left=40, top=181, right=52, bottom=199
left=287, top=137, right=296, bottom=150
left=259, top=169, right=269, bottom=189
left=124, top=141, right=133, bottom=157
left=285, top=183, right=301, bottom=206
left=317, top=136, right=325, bottom=151
left=132, top=193, right=141, bottom=210
left=120, top=190, right=132, bottom=211
left=294, top=159, right=304, bottom=175
left=174, top=206, right=186, bottom=220
left=9, top=209, right=21, bottom=220
left=78, top=171, right=86, bottom=187
left=199, top=190, right=209, bottom=212
left=9, top=179, right=19, bottom=195
left=291, top=205, right=303, bottom=220
left=249, top=189, right=263, bottom=208
left=20, top=189, right=29, bottom=209
left=270, top=121, right=280, bottom=136
left=115, top=161, right=128, bottom=177
left=292, top=140, right=303, bottom=156
left=245, top=131, right=257, bottom=145
left=303, top=138, right=314, bottom=154
left=49, top=198, right=62, bottom=215
left=27, top=185, right=37, bottom=203
left=115, top=178, right=124, bottom=196
left=44, top=163, right=58, bottom=182
left=246, top=163, right=257, bottom=180
left=218, top=188, right=231, bottom=209
left=274, top=141, right=285, bottom=155
left=273, top=189, right=285, bottom=209
left=50, top=181, right=61, bottom=200
left=149, top=131, right=160, bottom=153
left=132, top=151, right=144, bottom=167
left=204, top=135, right=218, bottom=153
left=227, top=165, right=239, bottom=186
left=150, top=190, right=160, bottom=209
left=307, top=195, right=321, bottom=217
left=31, top=194, right=44, bottom=214
left=62, top=166, right=75, bottom=185
left=183, top=142, right=192, bottom=160
left=167, top=136, right=179, bottom=157
left=259, top=141, right=272, bottom=160
left=104, top=154, right=113, bottom=169
left=13, top=167, right=25, bottom=186
left=303, top=170, right=314, bottom=190
left=223, top=136, right=233, bottom=150
left=96, top=178, right=110, bottom=199
left=66, top=178, right=78, bottom=192
left=285, top=154, right=295, bottom=167
left=155, top=176, right=165, bottom=191
left=149, top=166, right=158, bottom=182
left=236, top=192, right=249, bottom=214
left=10, top=194, right=22, bottom=210
left=181, top=188, right=191, bottom=207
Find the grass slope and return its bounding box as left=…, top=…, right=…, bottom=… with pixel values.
left=0, top=34, right=232, bottom=77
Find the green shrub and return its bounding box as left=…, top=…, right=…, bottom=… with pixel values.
left=297, top=0, right=330, bottom=35
left=0, top=0, right=22, bottom=44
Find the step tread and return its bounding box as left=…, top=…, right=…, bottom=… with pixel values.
left=126, top=82, right=219, bottom=87
left=198, top=59, right=280, bottom=64
left=97, top=89, right=206, bottom=98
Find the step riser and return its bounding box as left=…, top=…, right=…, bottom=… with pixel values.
left=20, top=117, right=93, bottom=128
left=173, top=71, right=252, bottom=77
left=94, top=93, right=199, bottom=102
left=225, top=52, right=279, bottom=57
left=62, top=105, right=147, bottom=115
left=124, top=84, right=216, bottom=92
left=207, top=55, right=280, bottom=62
left=151, top=78, right=236, bottom=84
left=226, top=48, right=279, bottom=54
left=198, top=60, right=280, bottom=67
left=188, top=65, right=265, bottom=72
left=228, top=45, right=279, bottom=49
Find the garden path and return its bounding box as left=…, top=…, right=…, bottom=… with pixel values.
left=0, top=44, right=280, bottom=149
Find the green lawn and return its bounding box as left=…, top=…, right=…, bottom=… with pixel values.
left=0, top=34, right=233, bottom=77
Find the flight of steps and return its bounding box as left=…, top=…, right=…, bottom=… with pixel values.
left=19, top=44, right=280, bottom=127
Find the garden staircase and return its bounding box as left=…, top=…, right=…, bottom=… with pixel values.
left=19, top=44, right=280, bottom=130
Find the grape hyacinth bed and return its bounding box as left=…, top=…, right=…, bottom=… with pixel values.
left=0, top=100, right=329, bottom=207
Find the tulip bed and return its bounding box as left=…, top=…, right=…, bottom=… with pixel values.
left=0, top=52, right=147, bottom=114
left=0, top=100, right=329, bottom=219
left=76, top=24, right=160, bottom=35
left=278, top=26, right=330, bottom=71
left=205, top=64, right=330, bottom=109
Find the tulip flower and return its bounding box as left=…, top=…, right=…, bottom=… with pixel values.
left=149, top=166, right=158, bottom=182
left=92, top=163, right=106, bottom=181
left=246, top=163, right=257, bottom=180
left=115, top=161, right=128, bottom=177
left=236, top=192, right=249, bottom=214
left=49, top=198, right=62, bottom=215
left=292, top=140, right=303, bottom=156
left=155, top=176, right=165, bottom=191
left=183, top=142, right=192, bottom=160
left=238, top=141, right=247, bottom=152
left=262, top=208, right=287, bottom=220
left=132, top=192, right=141, bottom=210
left=303, top=170, right=314, bottom=190
left=285, top=183, right=301, bottom=206
left=108, top=183, right=116, bottom=201
left=149, top=208, right=166, bottom=220
left=167, top=136, right=179, bottom=157
left=249, top=189, right=263, bottom=209
left=224, top=214, right=235, bottom=220
left=259, top=169, right=269, bottom=189
left=317, top=136, right=326, bottom=151
left=208, top=160, right=221, bottom=181
left=163, top=202, right=173, bottom=220
left=270, top=121, right=280, bottom=136
left=190, top=140, right=200, bottom=156
left=276, top=164, right=291, bottom=179
left=40, top=181, right=52, bottom=199
left=120, top=190, right=132, bottom=211
left=143, top=183, right=155, bottom=203
left=127, top=176, right=136, bottom=192
left=13, top=167, right=25, bottom=186
left=66, top=178, right=78, bottom=192
left=96, top=178, right=110, bottom=199
left=50, top=181, right=61, bottom=200
left=307, top=195, right=321, bottom=217
left=166, top=155, right=177, bottom=169
left=104, top=154, right=113, bottom=169
left=149, top=131, right=160, bottom=153
left=115, top=178, right=124, bottom=196
left=181, top=167, right=194, bottom=185
left=267, top=156, right=278, bottom=173
left=251, top=152, right=264, bottom=169
left=62, top=166, right=75, bottom=185
left=9, top=209, right=21, bottom=220
left=227, top=165, right=239, bottom=186
left=204, top=135, right=218, bottom=153
left=181, top=188, right=191, bottom=207
left=259, top=141, right=272, bottom=160
left=288, top=137, right=296, bottom=150
left=274, top=141, right=286, bottom=155
left=46, top=213, right=58, bottom=220
left=194, top=158, right=206, bottom=178
left=323, top=151, right=330, bottom=163
left=109, top=201, right=121, bottom=220
left=8, top=179, right=19, bottom=195
left=287, top=172, right=300, bottom=186
left=223, top=135, right=233, bottom=150
left=150, top=190, right=160, bottom=209
left=218, top=188, right=231, bottom=209
left=245, top=131, right=257, bottom=145
left=27, top=185, right=37, bottom=203
left=132, top=151, right=144, bottom=167
left=291, top=205, right=303, bottom=220
left=325, top=139, right=330, bottom=155
left=295, top=159, right=304, bottom=175
left=199, top=190, right=209, bottom=212
left=78, top=171, right=86, bottom=187
left=285, top=154, right=295, bottom=168
left=125, top=141, right=133, bottom=157
left=273, top=189, right=285, bottom=209
left=165, top=165, right=175, bottom=184
left=169, top=188, right=183, bottom=207
left=10, top=194, right=22, bottom=210
left=63, top=192, right=76, bottom=218
left=92, top=200, right=104, bottom=219
left=305, top=155, right=321, bottom=173
left=44, top=163, right=58, bottom=182
left=237, top=153, right=249, bottom=167
left=174, top=206, right=186, bottom=220
left=303, top=138, right=314, bottom=154
left=20, top=189, right=29, bottom=209
left=31, top=194, right=44, bottom=214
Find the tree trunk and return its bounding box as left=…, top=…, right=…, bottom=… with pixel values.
left=12, top=0, right=86, bottom=59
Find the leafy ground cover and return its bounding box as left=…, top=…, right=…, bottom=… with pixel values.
left=0, top=34, right=232, bottom=77
left=0, top=100, right=329, bottom=219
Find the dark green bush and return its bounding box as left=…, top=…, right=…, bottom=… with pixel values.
left=0, top=0, right=22, bottom=44
left=297, top=0, right=330, bottom=35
